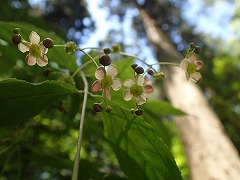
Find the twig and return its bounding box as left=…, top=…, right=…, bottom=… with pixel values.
left=72, top=70, right=88, bottom=180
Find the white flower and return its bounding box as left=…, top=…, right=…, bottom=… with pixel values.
left=123, top=75, right=154, bottom=105
left=180, top=53, right=203, bottom=83
left=91, top=65, right=122, bottom=100
left=18, top=31, right=48, bottom=67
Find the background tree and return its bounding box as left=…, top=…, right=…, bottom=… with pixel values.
left=129, top=0, right=240, bottom=179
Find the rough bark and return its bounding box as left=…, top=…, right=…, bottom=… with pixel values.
left=132, top=2, right=240, bottom=180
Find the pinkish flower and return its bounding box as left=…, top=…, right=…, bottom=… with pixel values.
left=91, top=65, right=122, bottom=100
left=123, top=75, right=154, bottom=105
left=180, top=53, right=203, bottom=83
left=18, top=31, right=48, bottom=66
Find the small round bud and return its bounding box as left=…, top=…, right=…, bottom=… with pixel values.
left=147, top=69, right=154, bottom=75
left=194, top=46, right=202, bottom=54
left=13, top=28, right=20, bottom=34
left=112, top=44, right=121, bottom=53
left=58, top=105, right=65, bottom=112
left=105, top=106, right=112, bottom=113
left=135, top=109, right=144, bottom=116
left=130, top=108, right=135, bottom=114
left=43, top=68, right=51, bottom=77
left=131, top=63, right=138, bottom=70
left=65, top=41, right=77, bottom=54
left=134, top=66, right=144, bottom=74
left=153, top=71, right=166, bottom=79
left=43, top=38, right=54, bottom=48
left=12, top=34, right=21, bottom=44
left=103, top=48, right=111, bottom=54
left=99, top=54, right=111, bottom=66
left=93, top=103, right=103, bottom=112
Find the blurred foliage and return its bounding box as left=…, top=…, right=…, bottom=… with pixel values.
left=0, top=0, right=95, bottom=43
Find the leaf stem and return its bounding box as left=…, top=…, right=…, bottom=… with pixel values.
left=72, top=70, right=88, bottom=180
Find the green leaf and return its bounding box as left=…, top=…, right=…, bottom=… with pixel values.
left=143, top=100, right=186, bottom=116
left=0, top=78, right=79, bottom=127
left=101, top=101, right=182, bottom=180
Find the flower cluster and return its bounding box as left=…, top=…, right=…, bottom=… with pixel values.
left=12, top=28, right=54, bottom=67
left=12, top=29, right=204, bottom=115
left=91, top=49, right=155, bottom=115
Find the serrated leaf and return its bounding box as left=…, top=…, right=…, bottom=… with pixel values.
left=0, top=78, right=79, bottom=126
left=101, top=101, right=182, bottom=180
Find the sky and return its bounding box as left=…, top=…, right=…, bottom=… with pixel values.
left=182, top=0, right=235, bottom=40
left=27, top=0, right=236, bottom=52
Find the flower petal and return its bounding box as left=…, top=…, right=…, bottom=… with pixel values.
left=18, top=42, right=29, bottom=53
left=39, top=43, right=48, bottom=54
left=188, top=53, right=197, bottom=63
left=135, top=95, right=146, bottom=105
left=111, top=78, right=122, bottom=91
left=37, top=55, right=48, bottom=67
left=26, top=54, right=36, bottom=66
left=136, top=75, right=144, bottom=86
left=190, top=72, right=202, bottom=84
left=180, top=59, right=189, bottom=70
left=29, top=31, right=40, bottom=44
left=107, top=65, right=118, bottom=77
left=123, top=89, right=133, bottom=101
left=91, top=80, right=102, bottom=92
left=195, top=60, right=203, bottom=70
left=95, top=67, right=106, bottom=80
left=123, top=79, right=134, bottom=88
left=103, top=88, right=111, bottom=100
left=142, top=84, right=154, bottom=94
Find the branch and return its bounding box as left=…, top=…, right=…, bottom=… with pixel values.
left=72, top=70, right=88, bottom=180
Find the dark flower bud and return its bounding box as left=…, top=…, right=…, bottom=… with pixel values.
left=105, top=106, right=112, bottom=113
left=135, top=109, right=144, bottom=116
left=103, top=48, right=111, bottom=54
left=147, top=69, right=154, bottom=75
left=99, top=54, right=111, bottom=66
left=43, top=38, right=54, bottom=48
left=134, top=66, right=144, bottom=74
left=194, top=46, right=202, bottom=55
left=93, top=103, right=103, bottom=112
left=58, top=105, right=65, bottom=112
left=131, top=63, right=138, bottom=70
left=12, top=34, right=21, bottom=44
left=43, top=68, right=51, bottom=77
left=13, top=28, right=20, bottom=34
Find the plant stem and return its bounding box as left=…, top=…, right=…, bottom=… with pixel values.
left=119, top=51, right=149, bottom=66
left=71, top=60, right=92, bottom=78
left=77, top=48, right=99, bottom=67
left=151, top=62, right=180, bottom=67
left=119, top=51, right=180, bottom=67
left=72, top=70, right=88, bottom=180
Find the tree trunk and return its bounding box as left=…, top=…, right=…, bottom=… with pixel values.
left=132, top=2, right=240, bottom=180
